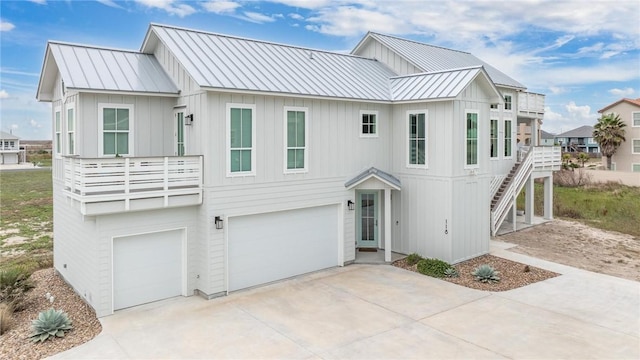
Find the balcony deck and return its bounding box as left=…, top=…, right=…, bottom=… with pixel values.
left=518, top=92, right=545, bottom=118
left=64, top=155, right=203, bottom=216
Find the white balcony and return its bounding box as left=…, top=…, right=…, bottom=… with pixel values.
left=518, top=92, right=545, bottom=118
left=64, top=156, right=203, bottom=216
left=532, top=146, right=561, bottom=171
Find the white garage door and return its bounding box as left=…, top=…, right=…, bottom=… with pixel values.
left=113, top=229, right=183, bottom=310
left=228, top=205, right=339, bottom=291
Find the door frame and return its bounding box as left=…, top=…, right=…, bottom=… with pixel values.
left=356, top=190, right=379, bottom=248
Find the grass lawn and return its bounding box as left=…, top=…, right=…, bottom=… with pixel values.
left=0, top=169, right=53, bottom=271
left=518, top=182, right=640, bottom=238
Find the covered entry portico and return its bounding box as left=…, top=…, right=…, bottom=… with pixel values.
left=345, top=167, right=401, bottom=262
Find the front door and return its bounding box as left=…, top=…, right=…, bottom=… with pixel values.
left=174, top=110, right=185, bottom=156
left=357, top=191, right=378, bottom=248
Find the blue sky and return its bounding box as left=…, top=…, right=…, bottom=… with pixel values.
left=1, top=0, right=639, bottom=139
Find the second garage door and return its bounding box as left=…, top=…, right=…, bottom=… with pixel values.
left=228, top=205, right=339, bottom=291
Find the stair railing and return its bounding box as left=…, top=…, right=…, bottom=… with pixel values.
left=491, top=149, right=534, bottom=235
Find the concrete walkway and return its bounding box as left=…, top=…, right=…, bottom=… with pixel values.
left=51, top=244, right=639, bottom=359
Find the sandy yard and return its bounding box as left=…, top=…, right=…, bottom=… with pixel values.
left=497, top=219, right=640, bottom=282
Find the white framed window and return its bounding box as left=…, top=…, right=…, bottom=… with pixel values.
left=632, top=139, right=640, bottom=154
left=504, top=94, right=513, bottom=111
left=465, top=110, right=479, bottom=168
left=227, top=103, right=256, bottom=176
left=66, top=104, right=76, bottom=155
left=504, top=119, right=513, bottom=158
left=490, top=118, right=499, bottom=159
left=633, top=112, right=640, bottom=127
left=284, top=106, right=308, bottom=173
left=54, top=106, right=61, bottom=157
left=407, top=110, right=427, bottom=168
left=98, top=103, right=134, bottom=157
left=490, top=104, right=498, bottom=109
left=632, top=164, right=640, bottom=172
left=360, top=110, right=378, bottom=137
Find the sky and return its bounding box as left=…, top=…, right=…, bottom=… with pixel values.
left=1, top=0, right=639, bottom=140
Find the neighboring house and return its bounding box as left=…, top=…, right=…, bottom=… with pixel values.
left=598, top=98, right=640, bottom=172
left=36, top=24, right=560, bottom=316
left=0, top=131, right=21, bottom=164
left=540, top=130, right=555, bottom=146
left=555, top=125, right=600, bottom=154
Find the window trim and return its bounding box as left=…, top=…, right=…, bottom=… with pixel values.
left=632, top=139, right=640, bottom=154
left=406, top=109, right=428, bottom=169
left=504, top=118, right=513, bottom=159
left=98, top=103, right=134, bottom=157
left=283, top=106, right=309, bottom=174
left=504, top=94, right=513, bottom=111
left=54, top=106, right=62, bottom=158
left=66, top=103, right=76, bottom=155
left=490, top=118, right=499, bottom=160
left=359, top=110, right=379, bottom=138
left=632, top=111, right=640, bottom=127
left=226, top=103, right=256, bottom=177
left=464, top=110, right=480, bottom=169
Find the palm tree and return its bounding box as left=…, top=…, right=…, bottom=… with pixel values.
left=593, top=113, right=626, bottom=170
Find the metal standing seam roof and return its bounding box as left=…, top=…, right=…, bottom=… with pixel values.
left=47, top=42, right=179, bottom=95
left=147, top=24, right=397, bottom=101
left=390, top=67, right=484, bottom=101
left=345, top=167, right=402, bottom=190
left=0, top=131, right=20, bottom=140
left=362, top=32, right=526, bottom=90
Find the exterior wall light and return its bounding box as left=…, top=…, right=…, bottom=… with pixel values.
left=347, top=200, right=355, bottom=211
left=185, top=114, right=194, bottom=125
left=214, top=216, right=223, bottom=229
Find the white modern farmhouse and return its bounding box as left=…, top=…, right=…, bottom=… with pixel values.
left=37, top=24, right=560, bottom=316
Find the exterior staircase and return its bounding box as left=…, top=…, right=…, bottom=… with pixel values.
left=490, top=149, right=534, bottom=236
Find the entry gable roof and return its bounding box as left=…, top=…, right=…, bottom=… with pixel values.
left=353, top=32, right=526, bottom=90
left=345, top=167, right=401, bottom=190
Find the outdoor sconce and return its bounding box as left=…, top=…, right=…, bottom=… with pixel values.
left=347, top=200, right=355, bottom=211
left=214, top=216, right=223, bottom=230
left=185, top=114, right=194, bottom=125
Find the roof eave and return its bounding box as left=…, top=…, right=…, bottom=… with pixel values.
left=36, top=43, right=55, bottom=102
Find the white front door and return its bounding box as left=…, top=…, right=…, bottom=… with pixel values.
left=357, top=191, right=378, bottom=248
left=174, top=110, right=185, bottom=156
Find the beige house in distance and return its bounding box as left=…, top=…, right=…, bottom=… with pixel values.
left=598, top=98, right=640, bottom=172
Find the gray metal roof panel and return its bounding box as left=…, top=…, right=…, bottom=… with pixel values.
left=345, top=167, right=402, bottom=190
left=150, top=25, right=397, bottom=101
left=48, top=42, right=179, bottom=95
left=390, top=67, right=481, bottom=101
left=368, top=33, right=525, bottom=89
left=555, top=125, right=594, bottom=138
left=0, top=131, right=20, bottom=140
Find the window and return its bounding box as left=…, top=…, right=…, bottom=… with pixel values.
left=54, top=107, right=61, bottom=156
left=632, top=164, right=640, bottom=172
left=175, top=111, right=185, bottom=156
left=633, top=139, right=640, bottom=154
left=490, top=119, right=498, bottom=159
left=504, top=95, right=512, bottom=111
left=407, top=110, right=427, bottom=167
left=66, top=104, right=75, bottom=155
left=227, top=104, right=255, bottom=175
left=504, top=119, right=513, bottom=157
left=284, top=107, right=308, bottom=172
left=633, top=112, right=640, bottom=127
left=360, top=111, right=378, bottom=137
left=490, top=104, right=498, bottom=109
left=99, top=104, right=133, bottom=156
left=465, top=110, right=479, bottom=167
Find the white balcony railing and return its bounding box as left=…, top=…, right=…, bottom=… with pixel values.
left=0, top=146, right=20, bottom=151
left=63, top=156, right=203, bottom=215
left=532, top=146, right=561, bottom=171
left=518, top=92, right=545, bottom=117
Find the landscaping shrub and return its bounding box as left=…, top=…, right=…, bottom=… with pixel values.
left=405, top=253, right=423, bottom=266
left=30, top=308, right=73, bottom=343
left=0, top=302, right=13, bottom=335
left=416, top=258, right=452, bottom=278
left=472, top=264, right=500, bottom=283
left=0, top=267, right=35, bottom=311
left=553, top=169, right=592, bottom=187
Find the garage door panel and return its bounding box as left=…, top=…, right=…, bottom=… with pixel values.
left=114, top=230, right=183, bottom=310
left=228, top=205, right=339, bottom=291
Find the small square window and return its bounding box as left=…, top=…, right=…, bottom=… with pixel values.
left=360, top=111, right=378, bottom=137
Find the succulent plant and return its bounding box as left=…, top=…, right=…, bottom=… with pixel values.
left=405, top=253, right=423, bottom=266
left=30, top=308, right=73, bottom=343
left=444, top=267, right=459, bottom=278
left=472, top=264, right=500, bottom=283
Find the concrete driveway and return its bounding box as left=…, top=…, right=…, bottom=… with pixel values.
left=52, top=244, right=639, bottom=359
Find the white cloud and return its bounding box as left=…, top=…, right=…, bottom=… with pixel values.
left=30, top=119, right=42, bottom=128
left=96, top=0, right=124, bottom=9
left=28, top=0, right=46, bottom=4
left=548, top=86, right=567, bottom=95
left=565, top=101, right=594, bottom=122
left=202, top=0, right=240, bottom=14
left=289, top=13, right=304, bottom=20
left=0, top=21, right=15, bottom=32
left=0, top=90, right=9, bottom=99
left=10, top=124, right=19, bottom=130
left=243, top=11, right=276, bottom=23
left=135, top=0, right=196, bottom=17
left=608, top=88, right=635, bottom=97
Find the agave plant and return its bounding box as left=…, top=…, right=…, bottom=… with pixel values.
left=472, top=264, right=500, bottom=283
left=30, top=308, right=73, bottom=343
left=444, top=267, right=459, bottom=278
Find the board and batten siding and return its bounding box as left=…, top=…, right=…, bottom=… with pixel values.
left=153, top=41, right=201, bottom=95
left=354, top=39, right=421, bottom=75
left=450, top=177, right=490, bottom=262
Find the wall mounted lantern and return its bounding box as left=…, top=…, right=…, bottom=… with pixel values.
left=214, top=216, right=224, bottom=230
left=347, top=200, right=355, bottom=211
left=185, top=114, right=194, bottom=125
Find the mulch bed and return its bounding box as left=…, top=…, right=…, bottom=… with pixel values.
left=393, top=254, right=560, bottom=291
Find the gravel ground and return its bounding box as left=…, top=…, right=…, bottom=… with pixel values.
left=394, top=254, right=559, bottom=291
left=0, top=268, right=101, bottom=360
